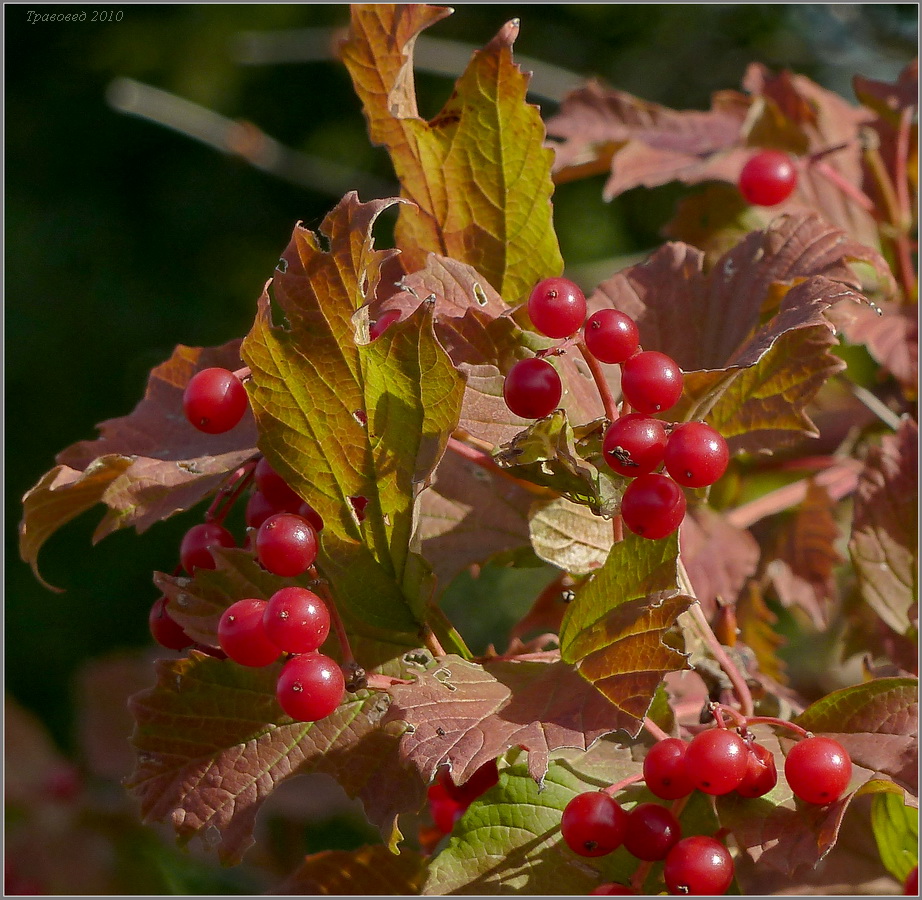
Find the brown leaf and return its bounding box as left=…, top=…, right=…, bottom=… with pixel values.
left=384, top=654, right=627, bottom=785
left=849, top=418, right=918, bottom=636
left=679, top=506, right=761, bottom=617
left=736, top=581, right=787, bottom=684
left=528, top=497, right=612, bottom=575
left=272, top=845, right=426, bottom=895
left=416, top=449, right=534, bottom=589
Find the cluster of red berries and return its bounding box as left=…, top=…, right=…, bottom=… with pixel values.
left=503, top=277, right=729, bottom=540
left=565, top=728, right=853, bottom=895
left=426, top=759, right=500, bottom=836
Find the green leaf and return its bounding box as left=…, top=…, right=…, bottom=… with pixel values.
left=494, top=411, right=623, bottom=516
left=559, top=532, right=692, bottom=731
left=126, top=651, right=426, bottom=864
left=342, top=5, right=564, bottom=302
left=872, top=791, right=919, bottom=882
left=241, top=194, right=465, bottom=644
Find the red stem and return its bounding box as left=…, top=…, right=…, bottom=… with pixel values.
left=715, top=703, right=812, bottom=739
left=643, top=716, right=671, bottom=742
left=233, top=365, right=252, bottom=382
left=602, top=772, right=644, bottom=797
left=205, top=461, right=257, bottom=525
left=313, top=580, right=355, bottom=667
left=813, top=160, right=877, bottom=213
left=446, top=436, right=550, bottom=494
left=577, top=339, right=619, bottom=422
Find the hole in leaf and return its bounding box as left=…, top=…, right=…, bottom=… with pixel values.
left=353, top=409, right=368, bottom=427
left=276, top=257, right=288, bottom=273
left=360, top=270, right=369, bottom=299
left=348, top=495, right=368, bottom=522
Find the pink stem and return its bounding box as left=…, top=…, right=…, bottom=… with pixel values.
left=577, top=339, right=619, bottom=422
left=813, top=160, right=877, bottom=213
left=446, top=436, right=550, bottom=494
left=205, top=461, right=257, bottom=525
left=365, top=673, right=414, bottom=690
left=643, top=716, right=671, bottom=742
left=895, top=106, right=914, bottom=227
left=602, top=772, right=644, bottom=798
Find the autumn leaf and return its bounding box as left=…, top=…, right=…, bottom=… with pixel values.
left=272, top=845, right=427, bottom=895
left=126, top=651, right=426, bottom=864
left=849, top=417, right=918, bottom=636
left=18, top=341, right=257, bottom=589
left=241, top=193, right=465, bottom=645
left=871, top=790, right=919, bottom=884
left=528, top=496, right=612, bottom=576
left=384, top=653, right=638, bottom=785
left=559, top=532, right=692, bottom=728
left=342, top=4, right=563, bottom=303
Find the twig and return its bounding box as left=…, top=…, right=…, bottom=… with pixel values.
left=446, top=436, right=556, bottom=496
left=106, top=77, right=396, bottom=199
left=205, top=461, right=257, bottom=525
left=678, top=560, right=754, bottom=718
left=577, top=339, right=619, bottom=422
left=846, top=380, right=903, bottom=431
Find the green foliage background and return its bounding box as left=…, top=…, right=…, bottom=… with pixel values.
left=4, top=2, right=915, bottom=889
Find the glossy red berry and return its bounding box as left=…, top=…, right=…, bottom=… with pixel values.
left=276, top=652, right=344, bottom=722
left=369, top=308, right=402, bottom=340
left=583, top=309, right=640, bottom=364
left=663, top=835, right=734, bottom=895
left=737, top=741, right=778, bottom=798
left=603, top=414, right=668, bottom=477
left=561, top=791, right=629, bottom=857
left=183, top=367, right=248, bottom=434
left=684, top=728, right=749, bottom=795
left=738, top=150, right=798, bottom=206
left=297, top=501, right=325, bottom=534
left=620, top=473, right=687, bottom=539
left=664, top=422, right=729, bottom=488
left=620, top=351, right=684, bottom=415
left=904, top=866, right=918, bottom=895
left=179, top=522, right=235, bottom=573
left=218, top=598, right=281, bottom=667
left=427, top=780, right=465, bottom=834
left=439, top=759, right=500, bottom=807
left=254, top=457, right=303, bottom=511
left=263, top=586, right=330, bottom=654
left=256, top=513, right=318, bottom=577
left=589, top=885, right=636, bottom=895
left=527, top=277, right=587, bottom=338
left=624, top=802, right=682, bottom=861
left=148, top=595, right=193, bottom=650
left=643, top=738, right=695, bottom=800
left=784, top=736, right=852, bottom=805
left=503, top=357, right=562, bottom=419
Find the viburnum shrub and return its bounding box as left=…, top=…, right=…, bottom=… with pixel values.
left=16, top=5, right=918, bottom=897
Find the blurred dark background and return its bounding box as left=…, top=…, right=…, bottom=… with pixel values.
left=5, top=3, right=916, bottom=892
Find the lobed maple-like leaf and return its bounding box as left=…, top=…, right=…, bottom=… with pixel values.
left=384, top=653, right=636, bottom=786
left=416, top=449, right=534, bottom=589
left=766, top=480, right=842, bottom=627
left=679, top=505, right=760, bottom=617
left=559, top=532, right=692, bottom=729
left=271, top=844, right=427, bottom=895
left=342, top=5, right=563, bottom=304
left=241, top=193, right=465, bottom=645
left=19, top=341, right=258, bottom=589
left=369, top=254, right=604, bottom=447
left=126, top=650, right=426, bottom=864
left=849, top=417, right=918, bottom=636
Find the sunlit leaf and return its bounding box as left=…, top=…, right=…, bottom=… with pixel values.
left=528, top=496, right=612, bottom=576
left=273, top=845, right=427, bottom=895
left=871, top=791, right=919, bottom=883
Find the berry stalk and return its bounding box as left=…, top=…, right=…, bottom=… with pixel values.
left=577, top=339, right=620, bottom=422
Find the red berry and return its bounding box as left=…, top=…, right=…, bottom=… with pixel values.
left=620, top=473, right=686, bottom=539
left=256, top=513, right=318, bottom=577
left=527, top=277, right=587, bottom=339
left=263, top=586, right=330, bottom=654
left=183, top=367, right=248, bottom=434
left=620, top=351, right=683, bottom=415
left=904, top=866, right=918, bottom=895
left=603, top=414, right=667, bottom=477
left=784, top=736, right=852, bottom=805
left=179, top=522, right=236, bottom=573
left=149, top=595, right=193, bottom=650
left=254, top=457, right=303, bottom=511
left=503, top=357, right=562, bottom=419
left=427, top=780, right=465, bottom=834
left=643, top=738, right=695, bottom=800
left=684, top=728, right=749, bottom=796
left=297, top=500, right=325, bottom=534
left=370, top=308, right=402, bottom=340
left=583, top=309, right=640, bottom=364
left=664, top=422, right=729, bottom=488
left=276, top=652, right=344, bottom=721
left=561, top=791, right=629, bottom=857
left=589, top=885, right=636, bottom=895
left=245, top=490, right=278, bottom=530
left=738, top=150, right=798, bottom=206
left=736, top=741, right=778, bottom=798
left=218, top=598, right=281, bottom=667
left=663, top=835, right=734, bottom=895
left=624, top=802, right=682, bottom=861
left=439, top=759, right=499, bottom=807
